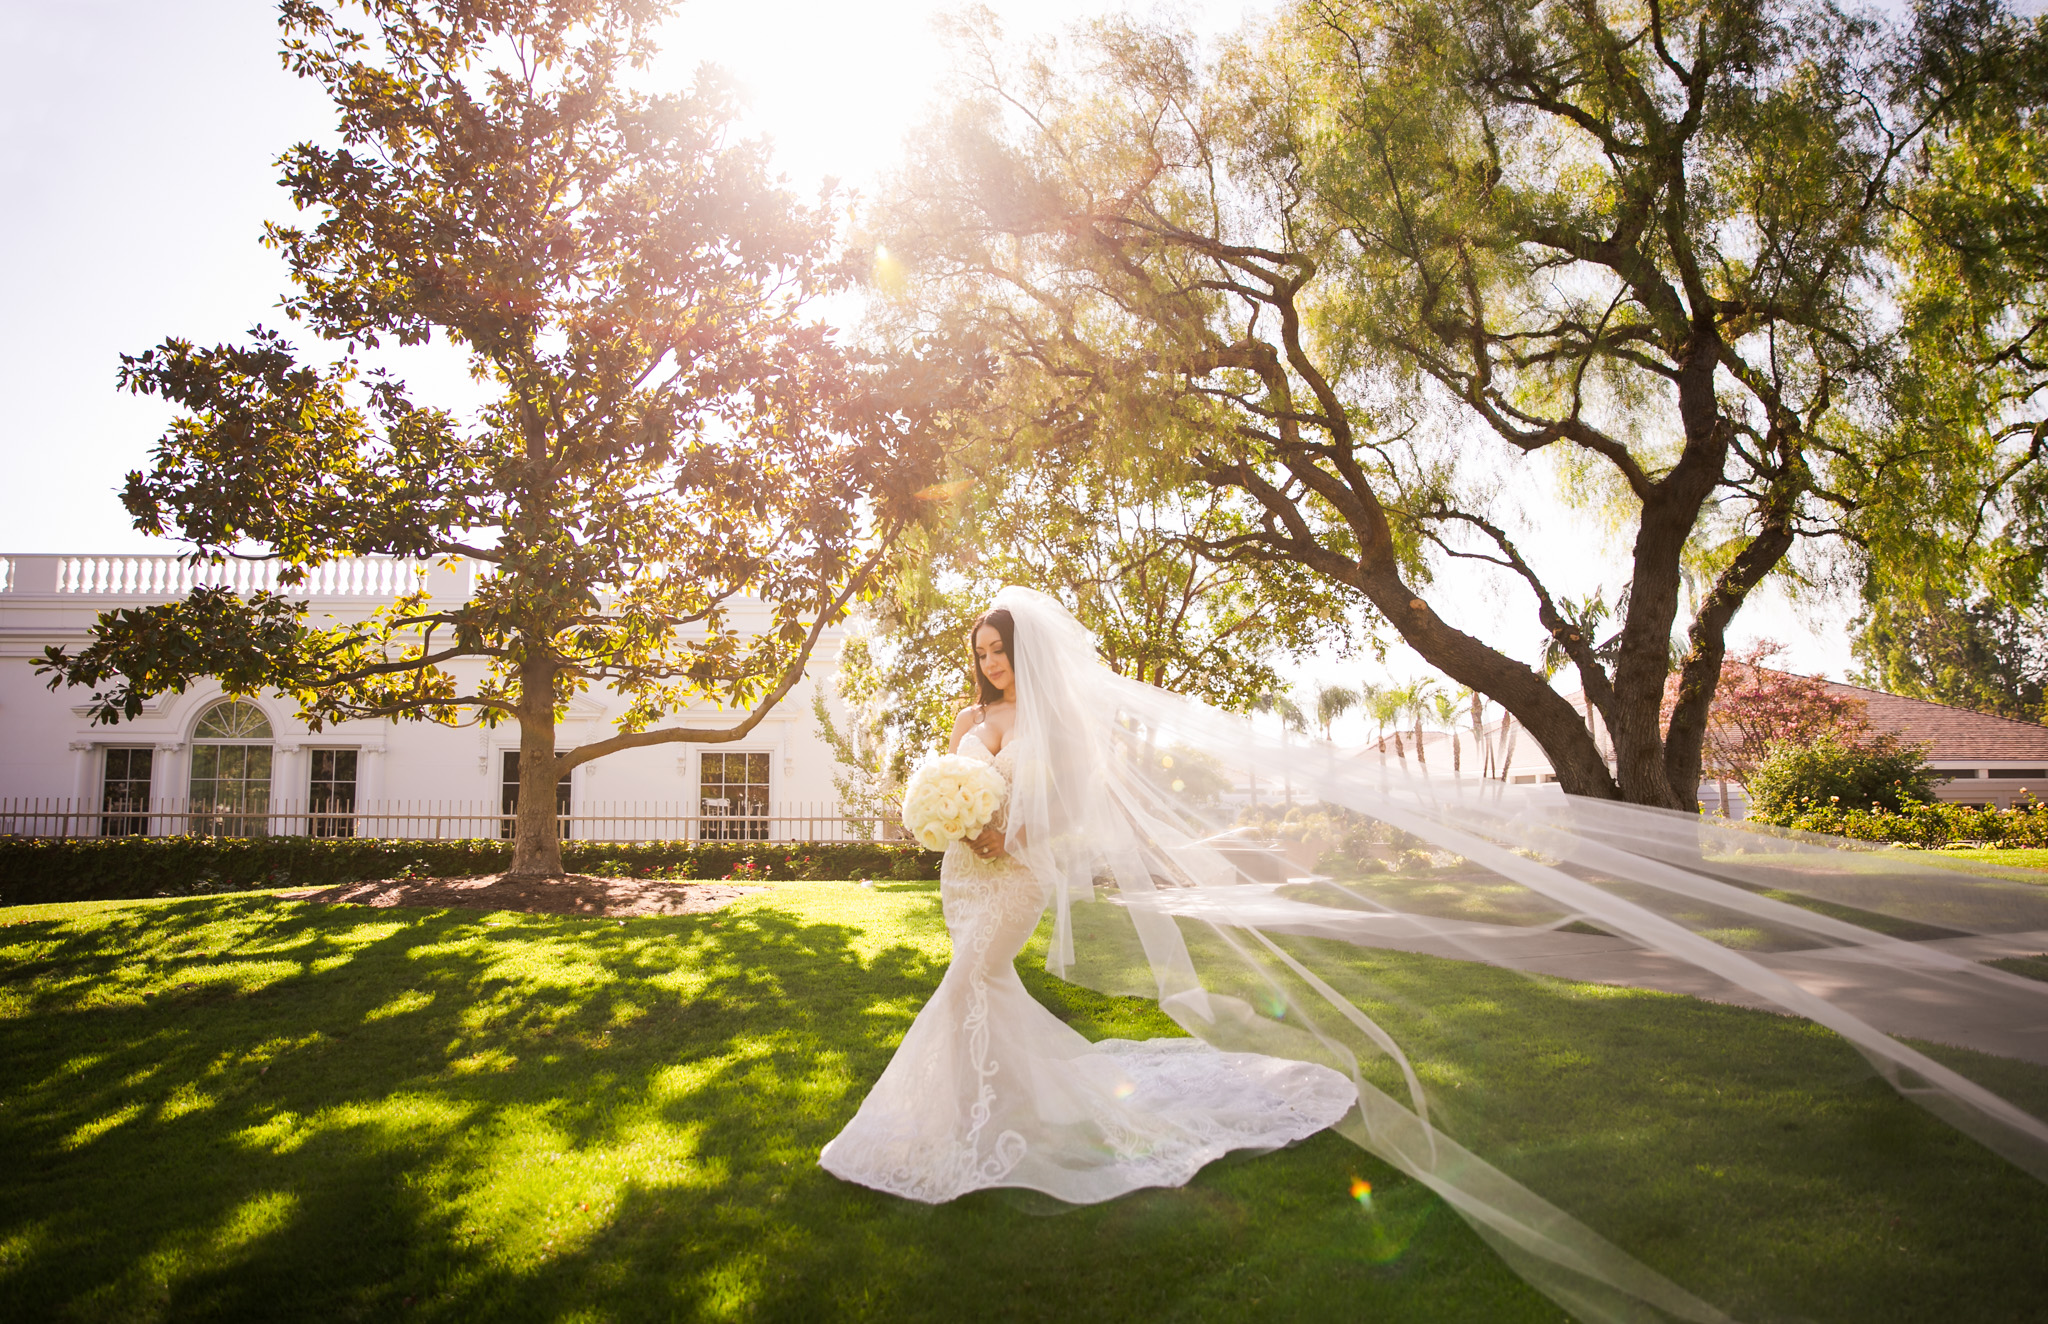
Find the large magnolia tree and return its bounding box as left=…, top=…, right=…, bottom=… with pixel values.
left=40, top=0, right=942, bottom=876
left=869, top=0, right=2045, bottom=807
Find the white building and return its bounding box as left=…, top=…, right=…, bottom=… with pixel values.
left=0, top=553, right=858, bottom=842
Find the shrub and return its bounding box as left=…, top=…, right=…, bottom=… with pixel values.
left=1752, top=796, right=2048, bottom=848
left=1746, top=735, right=1938, bottom=820
left=0, top=837, right=941, bottom=907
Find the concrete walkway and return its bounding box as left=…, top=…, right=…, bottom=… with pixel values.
left=1143, top=885, right=2048, bottom=1065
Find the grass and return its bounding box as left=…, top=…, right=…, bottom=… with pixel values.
left=1922, top=846, right=2048, bottom=873
left=1, top=883, right=2045, bottom=1322
left=1988, top=954, right=2048, bottom=982
left=1276, top=846, right=2048, bottom=957
left=0, top=885, right=1554, bottom=1323
left=1277, top=871, right=1604, bottom=931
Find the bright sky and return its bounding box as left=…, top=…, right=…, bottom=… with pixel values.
left=0, top=0, right=1264, bottom=556
left=0, top=0, right=1855, bottom=701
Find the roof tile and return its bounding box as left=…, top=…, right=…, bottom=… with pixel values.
left=1820, top=680, right=2048, bottom=762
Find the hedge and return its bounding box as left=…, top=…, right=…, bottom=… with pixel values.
left=1751, top=798, right=2048, bottom=848
left=0, top=836, right=942, bottom=907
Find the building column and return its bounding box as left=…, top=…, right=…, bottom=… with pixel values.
left=274, top=743, right=301, bottom=834
left=359, top=746, right=386, bottom=837
left=67, top=741, right=94, bottom=837
left=154, top=741, right=185, bottom=837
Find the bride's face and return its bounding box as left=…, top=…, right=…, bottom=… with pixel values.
left=974, top=624, right=1014, bottom=696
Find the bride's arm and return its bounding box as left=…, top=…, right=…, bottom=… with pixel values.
left=948, top=704, right=978, bottom=755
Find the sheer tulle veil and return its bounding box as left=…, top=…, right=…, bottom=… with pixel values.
left=988, top=586, right=2048, bottom=1323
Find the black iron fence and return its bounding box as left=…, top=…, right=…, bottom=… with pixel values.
left=0, top=797, right=902, bottom=843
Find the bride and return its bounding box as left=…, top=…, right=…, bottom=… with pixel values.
left=819, top=587, right=2048, bottom=1323
left=819, top=594, right=1358, bottom=1203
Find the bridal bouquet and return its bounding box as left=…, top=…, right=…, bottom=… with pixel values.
left=900, top=754, right=1009, bottom=851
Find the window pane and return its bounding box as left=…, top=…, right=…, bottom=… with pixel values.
left=699, top=750, right=769, bottom=840
left=194, top=700, right=273, bottom=740
left=100, top=747, right=154, bottom=836
left=309, top=748, right=358, bottom=838
left=189, top=741, right=271, bottom=837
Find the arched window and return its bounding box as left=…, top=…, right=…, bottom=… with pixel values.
left=189, top=700, right=274, bottom=837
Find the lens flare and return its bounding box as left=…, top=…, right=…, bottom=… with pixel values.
left=1113, top=1080, right=1137, bottom=1100
left=1349, top=1177, right=1372, bottom=1205
left=913, top=478, right=975, bottom=502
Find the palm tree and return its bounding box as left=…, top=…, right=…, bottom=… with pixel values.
left=1430, top=690, right=1467, bottom=774
left=1250, top=688, right=1307, bottom=808
left=1251, top=688, right=1307, bottom=735
left=1540, top=593, right=1613, bottom=679
left=1402, top=679, right=1440, bottom=768
left=1471, top=688, right=1492, bottom=778
left=1366, top=685, right=1405, bottom=762
left=1314, top=683, right=1360, bottom=742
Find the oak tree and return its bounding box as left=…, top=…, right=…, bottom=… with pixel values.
left=869, top=0, right=2032, bottom=807
left=1851, top=1, right=2048, bottom=717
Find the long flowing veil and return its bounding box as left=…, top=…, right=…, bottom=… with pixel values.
left=989, top=586, right=2048, bottom=1323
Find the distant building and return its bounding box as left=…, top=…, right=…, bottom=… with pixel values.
left=1818, top=681, right=2048, bottom=811
left=0, top=553, right=855, bottom=841
left=1344, top=679, right=2048, bottom=816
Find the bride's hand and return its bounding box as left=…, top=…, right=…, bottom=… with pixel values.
left=969, top=824, right=1006, bottom=860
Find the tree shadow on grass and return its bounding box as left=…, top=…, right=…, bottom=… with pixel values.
left=17, top=884, right=2045, bottom=1322
left=0, top=890, right=1549, bottom=1323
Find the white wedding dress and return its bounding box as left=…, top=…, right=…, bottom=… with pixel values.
left=819, top=731, right=1358, bottom=1204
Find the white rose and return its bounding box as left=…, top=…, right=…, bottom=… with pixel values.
left=900, top=753, right=1011, bottom=849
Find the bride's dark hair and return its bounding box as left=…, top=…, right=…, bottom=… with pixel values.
left=968, top=607, right=1016, bottom=706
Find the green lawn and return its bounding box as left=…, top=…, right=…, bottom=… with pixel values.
left=1920, top=846, right=2048, bottom=873
left=2, top=882, right=2045, bottom=1322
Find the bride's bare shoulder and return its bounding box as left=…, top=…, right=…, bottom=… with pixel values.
left=949, top=704, right=980, bottom=752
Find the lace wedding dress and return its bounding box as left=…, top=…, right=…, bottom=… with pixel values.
left=819, top=731, right=1358, bottom=1205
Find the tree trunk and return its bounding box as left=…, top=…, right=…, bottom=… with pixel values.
left=508, top=652, right=565, bottom=880
left=1356, top=575, right=1617, bottom=794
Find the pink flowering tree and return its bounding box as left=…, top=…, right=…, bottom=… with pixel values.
left=1665, top=643, right=1872, bottom=805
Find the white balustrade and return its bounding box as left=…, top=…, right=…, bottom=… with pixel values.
left=2, top=554, right=448, bottom=599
